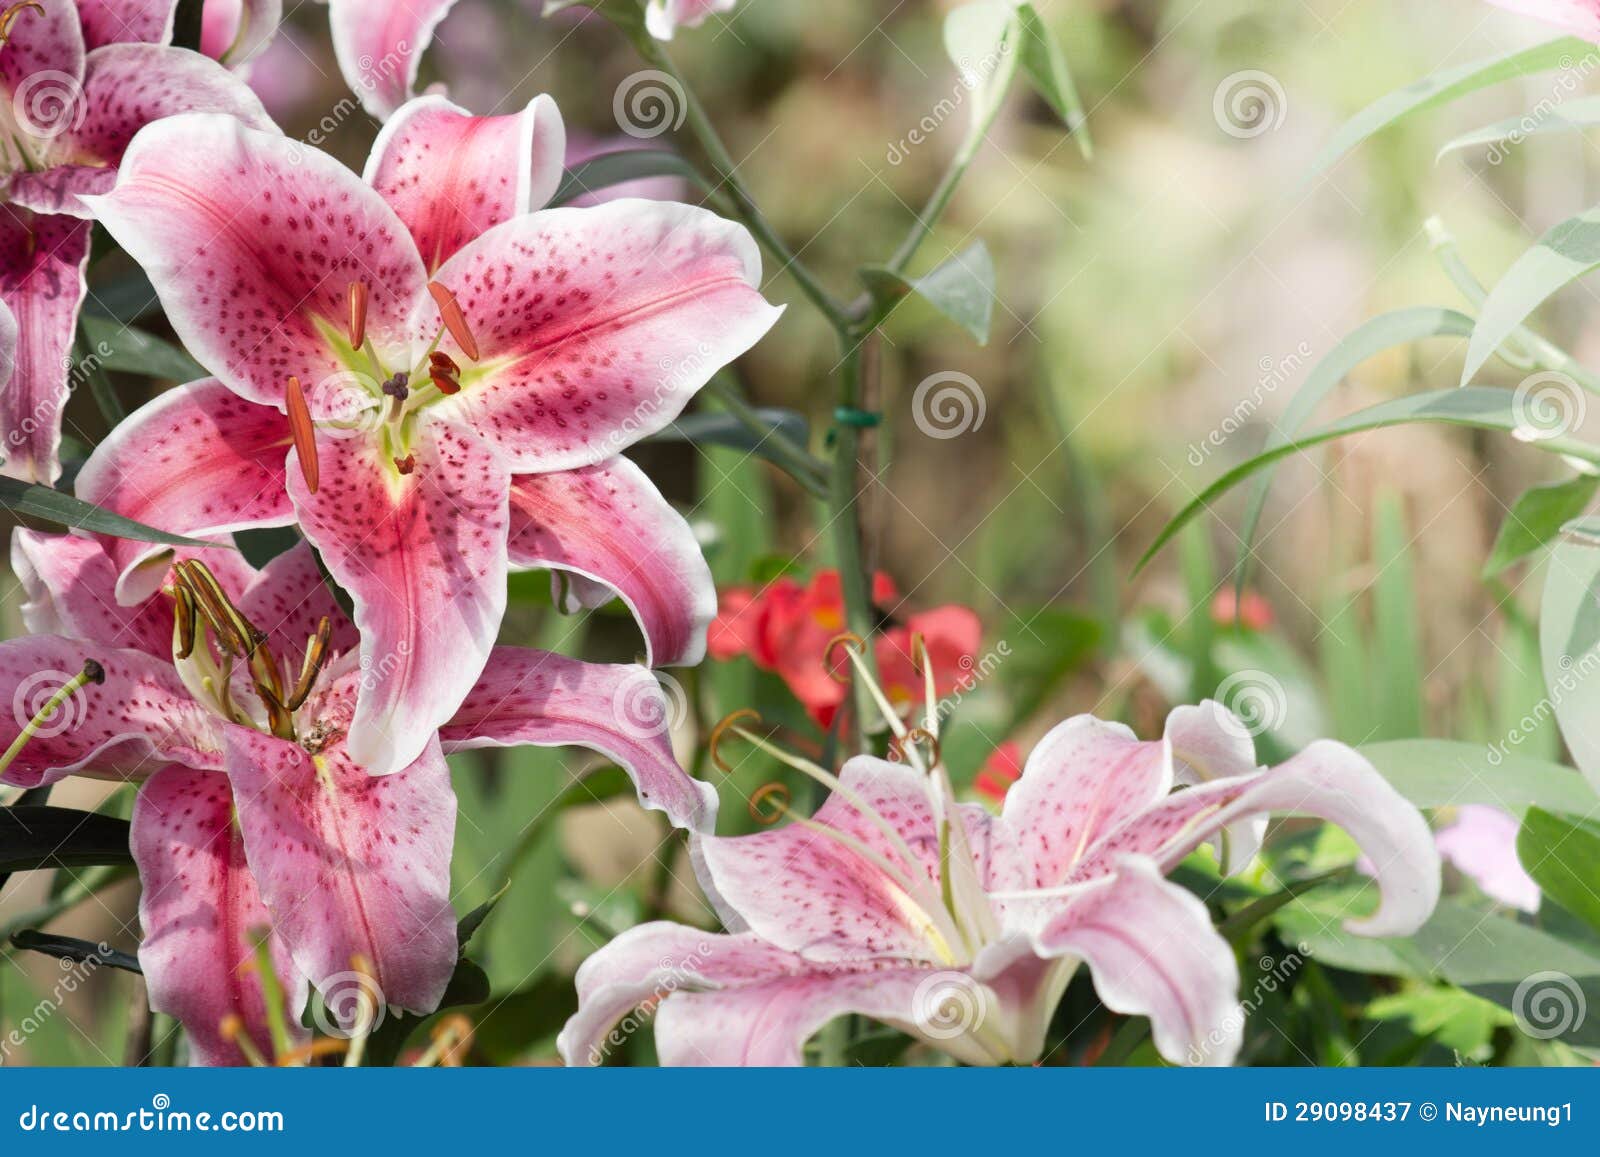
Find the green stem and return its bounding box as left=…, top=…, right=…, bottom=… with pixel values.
left=705, top=374, right=829, bottom=496
left=830, top=335, right=882, bottom=754
left=631, top=33, right=853, bottom=331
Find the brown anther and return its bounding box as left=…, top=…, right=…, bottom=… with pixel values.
left=708, top=708, right=762, bottom=774
left=275, top=1038, right=351, bottom=1067
left=285, top=375, right=319, bottom=494
left=909, top=631, right=930, bottom=677
left=825, top=631, right=867, bottom=684
left=748, top=782, right=791, bottom=825
left=428, top=350, right=460, bottom=376
left=427, top=1014, right=475, bottom=1067
left=889, top=726, right=941, bottom=769
left=347, top=282, right=369, bottom=350
left=428, top=368, right=460, bottom=396
left=394, top=454, right=416, bottom=475
left=80, top=659, right=105, bottom=686
left=0, top=1, right=44, bottom=46
left=427, top=281, right=478, bottom=361
left=173, top=586, right=197, bottom=660
left=175, top=560, right=259, bottom=658
left=286, top=616, right=333, bottom=712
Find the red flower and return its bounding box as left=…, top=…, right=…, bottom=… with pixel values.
left=974, top=741, right=1023, bottom=805
left=1210, top=588, right=1275, bottom=632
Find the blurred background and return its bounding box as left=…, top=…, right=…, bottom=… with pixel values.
left=3, top=0, right=1591, bottom=1064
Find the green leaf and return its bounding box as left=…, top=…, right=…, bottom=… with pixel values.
left=9, top=930, right=141, bottom=974
left=1484, top=474, right=1600, bottom=577
left=1462, top=202, right=1600, bottom=384
left=943, top=1, right=1023, bottom=132
left=473, top=972, right=580, bottom=1064
left=1140, top=387, right=1600, bottom=572
left=0, top=477, right=221, bottom=547
left=456, top=880, right=511, bottom=951
left=79, top=315, right=205, bottom=381
left=1366, top=986, right=1513, bottom=1055
left=1437, top=92, right=1600, bottom=159
left=0, top=807, right=132, bottom=875
left=1360, top=739, right=1598, bottom=815
left=1519, top=807, right=1600, bottom=936
left=551, top=149, right=711, bottom=207
left=1310, top=37, right=1591, bottom=177
left=1540, top=528, right=1600, bottom=792
left=647, top=408, right=812, bottom=465
left=1234, top=308, right=1475, bottom=590
left=1015, top=3, right=1090, bottom=156
left=861, top=241, right=996, bottom=345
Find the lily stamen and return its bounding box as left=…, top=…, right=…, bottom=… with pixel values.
left=346, top=282, right=368, bottom=350
left=426, top=281, right=478, bottom=361
left=284, top=376, right=320, bottom=495
left=0, top=660, right=104, bottom=780
left=285, top=617, right=334, bottom=712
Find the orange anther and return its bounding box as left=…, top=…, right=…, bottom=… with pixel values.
left=427, top=281, right=478, bottom=361
left=285, top=375, right=319, bottom=494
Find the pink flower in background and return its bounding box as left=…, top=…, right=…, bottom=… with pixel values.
left=1435, top=805, right=1541, bottom=913
left=1, top=528, right=714, bottom=1064
left=0, top=0, right=272, bottom=483
left=646, top=0, right=737, bottom=40
left=1483, top=1, right=1600, bottom=39
left=81, top=96, right=779, bottom=774
left=75, top=0, right=280, bottom=65
left=709, top=570, right=981, bottom=727
left=560, top=701, right=1439, bottom=1066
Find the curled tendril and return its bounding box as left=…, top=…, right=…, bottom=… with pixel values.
left=890, top=727, right=941, bottom=768
left=748, top=782, right=791, bottom=825
left=825, top=631, right=867, bottom=685
left=709, top=708, right=762, bottom=774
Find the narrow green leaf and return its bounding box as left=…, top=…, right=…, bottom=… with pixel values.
left=1235, top=308, right=1475, bottom=590
left=1015, top=2, right=1091, bottom=156
left=456, top=880, right=511, bottom=951
left=0, top=477, right=220, bottom=547
left=0, top=807, right=132, bottom=874
left=1360, top=740, right=1598, bottom=815
left=1142, top=386, right=1600, bottom=572
left=1519, top=807, right=1600, bottom=936
left=1310, top=37, right=1591, bottom=177
left=648, top=408, right=811, bottom=462
left=9, top=930, right=141, bottom=974
left=1462, top=202, right=1600, bottom=384
left=79, top=314, right=205, bottom=381
left=860, top=241, right=996, bottom=344
left=1484, top=473, right=1600, bottom=577
left=1540, top=530, right=1600, bottom=794
left=1438, top=92, right=1600, bottom=160
left=551, top=150, right=711, bottom=207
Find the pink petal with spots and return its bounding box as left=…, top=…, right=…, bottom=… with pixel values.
left=133, top=765, right=309, bottom=1067
left=691, top=755, right=970, bottom=964
left=77, top=0, right=174, bottom=49
left=326, top=0, right=459, bottom=120
left=645, top=0, right=737, bottom=40
left=1028, top=856, right=1241, bottom=1066
left=11, top=44, right=275, bottom=218
left=1164, top=701, right=1267, bottom=873
left=287, top=419, right=507, bottom=775
left=0, top=0, right=82, bottom=103
left=440, top=646, right=717, bottom=832
left=224, top=726, right=458, bottom=1023
left=200, top=0, right=283, bottom=64
left=11, top=529, right=171, bottom=658
left=0, top=208, right=88, bottom=484
left=82, top=114, right=429, bottom=409
left=423, top=199, right=783, bottom=473
left=506, top=457, right=714, bottom=667
left=0, top=637, right=223, bottom=788
left=988, top=714, right=1172, bottom=892
left=236, top=540, right=359, bottom=660
left=1077, top=740, right=1441, bottom=938
left=365, top=93, right=565, bottom=272
left=75, top=379, right=293, bottom=604
left=1485, top=0, right=1600, bottom=38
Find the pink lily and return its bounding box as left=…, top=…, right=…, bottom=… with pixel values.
left=1434, top=804, right=1540, bottom=913
left=560, top=655, right=1439, bottom=1066
left=0, top=0, right=272, bottom=482
left=645, top=0, right=736, bottom=40
left=1483, top=1, right=1600, bottom=39
left=80, top=98, right=775, bottom=774
left=2, top=528, right=716, bottom=1064
left=75, top=0, right=282, bottom=65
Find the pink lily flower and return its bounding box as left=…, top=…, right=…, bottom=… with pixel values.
left=79, top=97, right=777, bottom=774
left=645, top=0, right=737, bottom=40
left=560, top=665, right=1439, bottom=1066
left=1435, top=804, right=1541, bottom=913
left=1483, top=1, right=1600, bottom=39
left=75, top=0, right=282, bottom=66
left=1, top=528, right=716, bottom=1064
left=0, top=0, right=272, bottom=483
